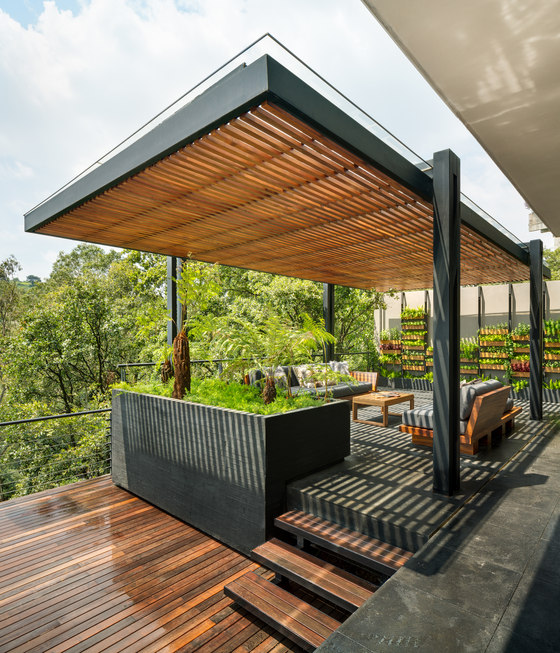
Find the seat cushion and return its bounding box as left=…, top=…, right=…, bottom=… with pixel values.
left=402, top=406, right=467, bottom=434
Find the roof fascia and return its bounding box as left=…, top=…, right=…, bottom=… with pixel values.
left=25, top=54, right=435, bottom=233
left=25, top=59, right=271, bottom=232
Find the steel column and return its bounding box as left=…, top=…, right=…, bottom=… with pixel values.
left=323, top=283, right=335, bottom=362
left=432, top=149, right=461, bottom=496
left=166, top=256, right=182, bottom=347
left=508, top=283, right=514, bottom=332
left=529, top=240, right=543, bottom=421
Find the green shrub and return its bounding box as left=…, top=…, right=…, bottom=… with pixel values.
left=112, top=378, right=327, bottom=415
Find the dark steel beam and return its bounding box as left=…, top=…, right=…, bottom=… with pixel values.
left=459, top=201, right=533, bottom=271
left=323, top=283, right=335, bottom=362
left=432, top=149, right=461, bottom=496
left=529, top=240, right=543, bottom=421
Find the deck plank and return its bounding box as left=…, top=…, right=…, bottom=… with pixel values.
left=0, top=477, right=304, bottom=653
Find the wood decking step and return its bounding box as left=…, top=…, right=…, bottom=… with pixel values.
left=275, top=510, right=413, bottom=577
left=252, top=538, right=376, bottom=613
left=224, top=571, right=341, bottom=652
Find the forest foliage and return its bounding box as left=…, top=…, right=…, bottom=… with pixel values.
left=0, top=245, right=388, bottom=500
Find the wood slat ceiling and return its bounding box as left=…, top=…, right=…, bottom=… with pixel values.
left=37, top=101, right=530, bottom=290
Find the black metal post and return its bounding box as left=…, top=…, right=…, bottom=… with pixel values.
left=508, top=283, right=514, bottom=332
left=529, top=240, right=543, bottom=421
left=477, top=286, right=483, bottom=333
left=166, top=256, right=182, bottom=347
left=432, top=149, right=461, bottom=496
left=323, top=283, right=335, bottom=362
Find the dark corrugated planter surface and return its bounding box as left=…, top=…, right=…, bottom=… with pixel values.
left=111, top=390, right=350, bottom=554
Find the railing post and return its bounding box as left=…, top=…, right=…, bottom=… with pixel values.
left=432, top=149, right=461, bottom=496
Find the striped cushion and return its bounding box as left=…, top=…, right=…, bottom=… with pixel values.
left=402, top=406, right=467, bottom=434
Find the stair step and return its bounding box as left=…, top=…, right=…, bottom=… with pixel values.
left=252, top=538, right=375, bottom=613
left=275, top=510, right=413, bottom=577
left=224, top=571, right=340, bottom=652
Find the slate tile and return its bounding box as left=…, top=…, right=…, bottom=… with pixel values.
left=333, top=578, right=495, bottom=653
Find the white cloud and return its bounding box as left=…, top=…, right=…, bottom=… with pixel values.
left=0, top=0, right=540, bottom=279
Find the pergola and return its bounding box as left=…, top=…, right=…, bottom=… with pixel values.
left=25, top=53, right=546, bottom=495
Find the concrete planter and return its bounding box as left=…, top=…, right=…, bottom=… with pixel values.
left=111, top=390, right=349, bottom=554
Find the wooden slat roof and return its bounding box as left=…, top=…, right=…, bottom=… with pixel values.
left=26, top=56, right=531, bottom=291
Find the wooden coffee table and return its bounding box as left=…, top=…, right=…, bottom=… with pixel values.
left=352, top=392, right=415, bottom=427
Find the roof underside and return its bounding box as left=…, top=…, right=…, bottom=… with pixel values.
left=363, top=0, right=560, bottom=236
left=26, top=57, right=532, bottom=291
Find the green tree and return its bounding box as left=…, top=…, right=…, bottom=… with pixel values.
left=5, top=246, right=167, bottom=412
left=544, top=247, right=560, bottom=280
left=0, top=256, right=23, bottom=404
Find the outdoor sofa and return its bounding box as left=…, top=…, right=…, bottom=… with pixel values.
left=399, top=379, right=522, bottom=455
left=249, top=362, right=377, bottom=401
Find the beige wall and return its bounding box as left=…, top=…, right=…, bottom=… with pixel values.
left=376, top=280, right=560, bottom=344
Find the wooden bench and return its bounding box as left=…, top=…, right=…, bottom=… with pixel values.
left=400, top=385, right=522, bottom=455
left=275, top=510, right=413, bottom=577
left=224, top=571, right=341, bottom=652
left=251, top=538, right=375, bottom=613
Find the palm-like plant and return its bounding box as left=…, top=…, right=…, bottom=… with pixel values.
left=216, top=312, right=336, bottom=404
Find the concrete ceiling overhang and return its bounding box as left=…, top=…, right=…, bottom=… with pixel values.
left=25, top=55, right=534, bottom=291
left=362, top=0, right=560, bottom=236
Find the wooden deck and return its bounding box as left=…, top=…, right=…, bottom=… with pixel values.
left=0, top=476, right=307, bottom=653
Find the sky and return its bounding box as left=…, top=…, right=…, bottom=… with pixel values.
left=0, top=0, right=553, bottom=280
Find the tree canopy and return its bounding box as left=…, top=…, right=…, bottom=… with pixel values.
left=0, top=245, right=389, bottom=500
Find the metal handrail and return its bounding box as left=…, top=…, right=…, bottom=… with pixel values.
left=0, top=408, right=111, bottom=428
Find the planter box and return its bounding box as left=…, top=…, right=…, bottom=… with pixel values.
left=460, top=369, right=478, bottom=375
left=545, top=341, right=560, bottom=348
left=479, top=340, right=507, bottom=347
left=544, top=388, right=560, bottom=403
left=512, top=335, right=529, bottom=342
left=480, top=364, right=506, bottom=370
left=480, top=352, right=508, bottom=359
left=514, top=347, right=530, bottom=354
left=511, top=388, right=530, bottom=402
left=479, top=329, right=508, bottom=335
left=111, top=391, right=349, bottom=554
left=545, top=367, right=560, bottom=373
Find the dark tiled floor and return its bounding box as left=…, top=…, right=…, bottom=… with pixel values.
left=316, top=394, right=560, bottom=652
left=288, top=391, right=538, bottom=550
